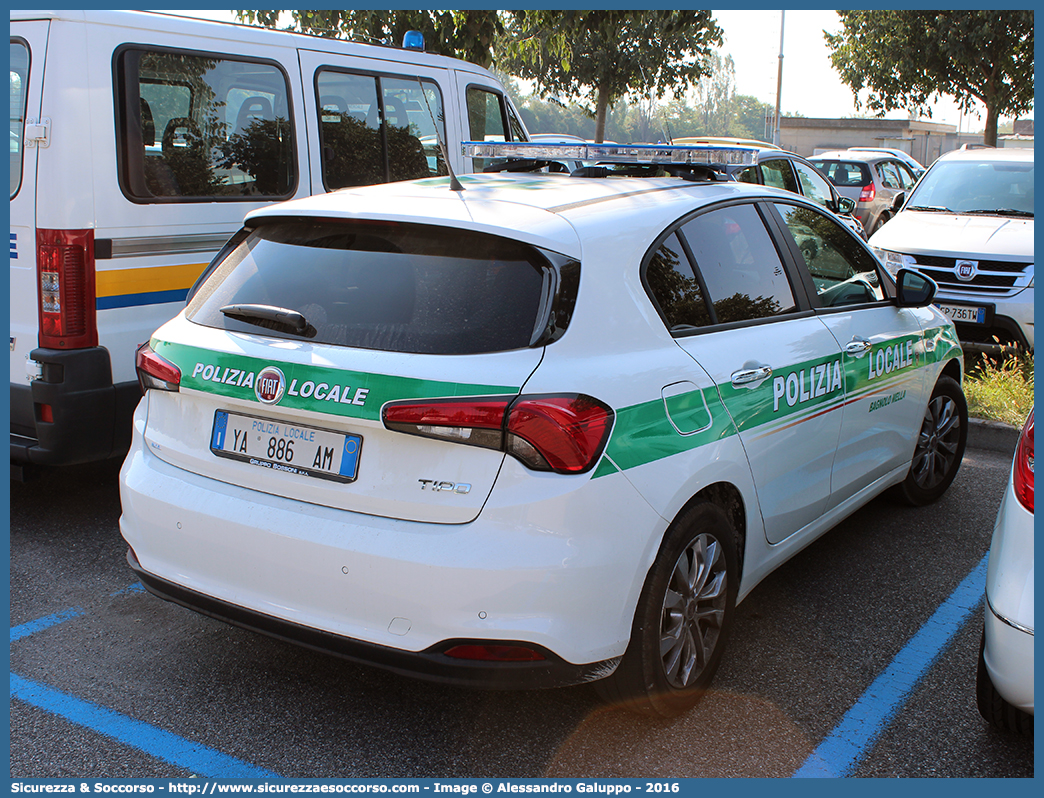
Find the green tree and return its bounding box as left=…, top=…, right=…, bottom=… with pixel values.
left=497, top=10, right=723, bottom=142
left=235, top=10, right=501, bottom=68
left=825, top=10, right=1034, bottom=146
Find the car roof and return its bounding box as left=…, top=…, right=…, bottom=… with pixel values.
left=812, top=150, right=892, bottom=163
left=245, top=172, right=799, bottom=258
left=935, top=146, right=1033, bottom=163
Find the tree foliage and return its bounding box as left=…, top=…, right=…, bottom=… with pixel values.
left=496, top=10, right=723, bottom=142
left=825, top=10, right=1033, bottom=146
left=235, top=10, right=501, bottom=68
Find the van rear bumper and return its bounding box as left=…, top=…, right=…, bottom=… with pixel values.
left=10, top=347, right=141, bottom=469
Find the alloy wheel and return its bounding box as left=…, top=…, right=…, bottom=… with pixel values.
left=659, top=533, right=727, bottom=688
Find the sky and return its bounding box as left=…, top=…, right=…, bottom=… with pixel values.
left=166, top=8, right=1003, bottom=133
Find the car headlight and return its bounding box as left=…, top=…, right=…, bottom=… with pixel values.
left=871, top=248, right=916, bottom=277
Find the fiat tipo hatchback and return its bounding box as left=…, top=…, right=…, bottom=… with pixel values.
left=121, top=143, right=967, bottom=716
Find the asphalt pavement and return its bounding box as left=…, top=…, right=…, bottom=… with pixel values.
left=8, top=423, right=1033, bottom=778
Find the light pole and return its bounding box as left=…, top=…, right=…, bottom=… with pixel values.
left=773, top=11, right=784, bottom=147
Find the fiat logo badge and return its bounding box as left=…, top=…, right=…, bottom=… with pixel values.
left=955, top=260, right=977, bottom=282
left=255, top=366, right=286, bottom=405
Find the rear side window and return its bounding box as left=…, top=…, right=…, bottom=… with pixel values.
left=645, top=204, right=797, bottom=331
left=116, top=47, right=295, bottom=202
left=186, top=220, right=579, bottom=355
left=681, top=205, right=797, bottom=324
left=10, top=40, right=29, bottom=198
left=316, top=70, right=448, bottom=190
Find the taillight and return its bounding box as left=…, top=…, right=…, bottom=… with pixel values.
left=1013, top=409, right=1033, bottom=512
left=135, top=342, right=181, bottom=393
left=858, top=183, right=876, bottom=202
left=382, top=393, right=614, bottom=474
left=37, top=229, right=98, bottom=349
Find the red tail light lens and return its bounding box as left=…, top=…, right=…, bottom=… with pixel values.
left=37, top=229, right=98, bottom=349
left=135, top=342, right=181, bottom=393
left=506, top=395, right=614, bottom=473
left=444, top=644, right=546, bottom=662
left=1013, top=409, right=1033, bottom=512
left=382, top=393, right=614, bottom=474
left=858, top=183, right=876, bottom=202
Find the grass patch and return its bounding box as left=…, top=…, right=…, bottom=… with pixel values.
left=963, top=351, right=1034, bottom=427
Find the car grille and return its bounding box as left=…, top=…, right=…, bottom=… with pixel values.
left=911, top=255, right=1033, bottom=297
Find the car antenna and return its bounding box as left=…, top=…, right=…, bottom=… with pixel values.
left=415, top=76, right=464, bottom=192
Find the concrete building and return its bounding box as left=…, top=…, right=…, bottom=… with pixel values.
left=778, top=117, right=982, bottom=166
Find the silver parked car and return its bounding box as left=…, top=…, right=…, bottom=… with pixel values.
left=811, top=150, right=920, bottom=236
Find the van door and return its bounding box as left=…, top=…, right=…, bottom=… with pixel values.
left=298, top=50, right=458, bottom=193
left=9, top=23, right=49, bottom=442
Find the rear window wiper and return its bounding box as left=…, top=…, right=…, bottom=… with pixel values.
left=220, top=304, right=317, bottom=338
left=963, top=208, right=1034, bottom=218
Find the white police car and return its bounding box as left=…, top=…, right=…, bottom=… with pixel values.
left=120, top=142, right=967, bottom=716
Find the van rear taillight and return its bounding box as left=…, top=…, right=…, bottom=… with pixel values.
left=1013, top=409, right=1033, bottom=513
left=383, top=394, right=614, bottom=474
left=859, top=183, right=876, bottom=203
left=37, top=229, right=98, bottom=349
left=135, top=342, right=181, bottom=393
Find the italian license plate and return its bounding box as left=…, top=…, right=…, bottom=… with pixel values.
left=211, top=410, right=362, bottom=483
left=937, top=304, right=987, bottom=325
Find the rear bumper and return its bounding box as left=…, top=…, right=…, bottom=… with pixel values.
left=128, top=547, right=617, bottom=690
left=10, top=346, right=141, bottom=468
left=119, top=396, right=664, bottom=684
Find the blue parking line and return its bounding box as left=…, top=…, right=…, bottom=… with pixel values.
left=10, top=608, right=85, bottom=643
left=11, top=674, right=281, bottom=778
left=11, top=592, right=282, bottom=779
left=794, top=553, right=989, bottom=778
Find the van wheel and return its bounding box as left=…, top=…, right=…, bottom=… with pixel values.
left=894, top=375, right=967, bottom=505
left=596, top=502, right=738, bottom=717
left=976, top=630, right=1033, bottom=735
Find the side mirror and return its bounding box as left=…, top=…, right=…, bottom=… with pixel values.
left=890, top=191, right=906, bottom=212
left=895, top=267, right=937, bottom=308
left=836, top=196, right=856, bottom=214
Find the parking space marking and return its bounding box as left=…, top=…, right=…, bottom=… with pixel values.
left=11, top=674, right=282, bottom=778
left=10, top=608, right=85, bottom=643
left=794, top=553, right=988, bottom=778
left=11, top=594, right=282, bottom=779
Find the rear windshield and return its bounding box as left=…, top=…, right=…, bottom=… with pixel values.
left=810, top=160, right=871, bottom=187
left=186, top=219, right=578, bottom=355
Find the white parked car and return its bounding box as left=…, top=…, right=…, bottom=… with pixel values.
left=870, top=147, right=1033, bottom=355
left=977, top=408, right=1034, bottom=734
left=120, top=142, right=967, bottom=716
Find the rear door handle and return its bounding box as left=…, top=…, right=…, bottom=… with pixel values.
left=731, top=365, right=773, bottom=387
left=844, top=338, right=872, bottom=357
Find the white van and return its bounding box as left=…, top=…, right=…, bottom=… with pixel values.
left=10, top=9, right=529, bottom=477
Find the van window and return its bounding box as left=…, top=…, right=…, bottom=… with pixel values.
left=116, top=47, right=295, bottom=201
left=10, top=40, right=29, bottom=198
left=466, top=86, right=526, bottom=172
left=316, top=70, right=447, bottom=190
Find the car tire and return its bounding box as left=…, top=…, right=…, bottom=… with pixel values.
left=976, top=629, right=1034, bottom=735
left=595, top=502, right=738, bottom=717
left=893, top=375, right=968, bottom=505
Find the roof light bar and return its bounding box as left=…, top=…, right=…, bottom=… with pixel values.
left=462, top=141, right=757, bottom=167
